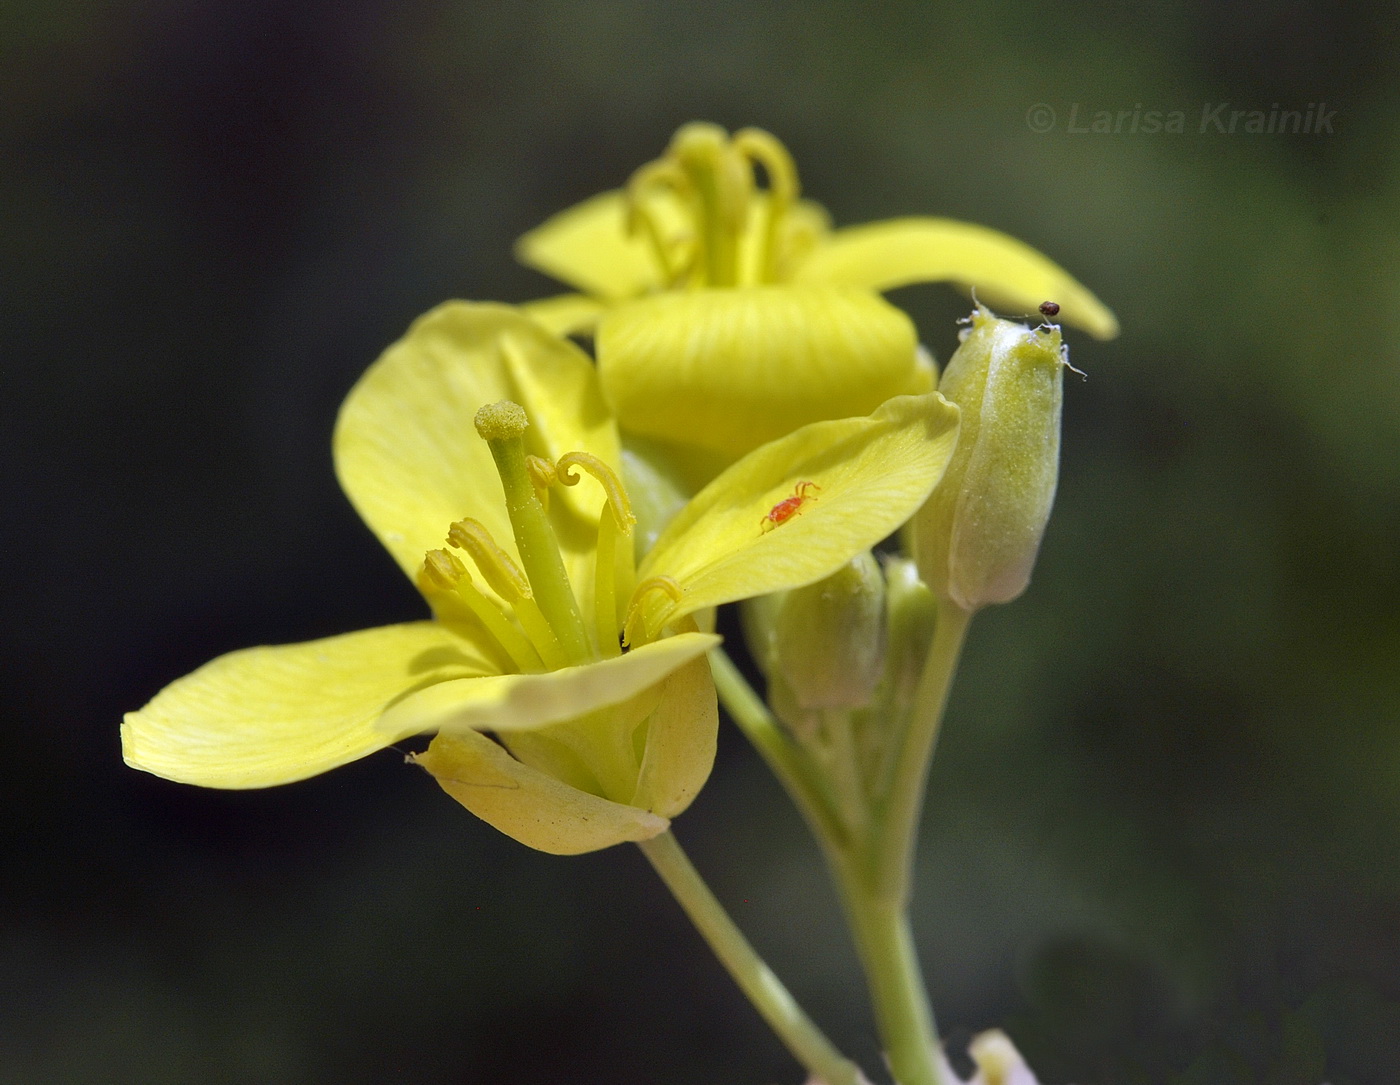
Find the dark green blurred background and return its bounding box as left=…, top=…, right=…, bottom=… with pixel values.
left=4, top=2, right=1398, bottom=1082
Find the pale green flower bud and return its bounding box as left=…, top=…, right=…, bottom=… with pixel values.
left=880, top=555, right=937, bottom=707
left=771, top=552, right=886, bottom=711
left=914, top=306, right=1067, bottom=612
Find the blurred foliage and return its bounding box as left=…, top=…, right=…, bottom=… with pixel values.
left=3, top=0, right=1398, bottom=1082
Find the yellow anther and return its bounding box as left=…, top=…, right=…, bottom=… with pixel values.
left=473, top=400, right=528, bottom=441
left=554, top=451, right=636, bottom=533
left=525, top=454, right=557, bottom=510
left=446, top=518, right=533, bottom=601
left=422, top=548, right=468, bottom=592
left=622, top=575, right=685, bottom=648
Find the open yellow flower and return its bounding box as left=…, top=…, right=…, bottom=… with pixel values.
left=517, top=122, right=1115, bottom=472
left=122, top=303, right=960, bottom=855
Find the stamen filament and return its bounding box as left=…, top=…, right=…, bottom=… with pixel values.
left=734, top=127, right=799, bottom=284
left=423, top=550, right=544, bottom=674
left=592, top=505, right=622, bottom=660
left=623, top=575, right=685, bottom=649
left=508, top=594, right=571, bottom=671
left=626, top=160, right=687, bottom=285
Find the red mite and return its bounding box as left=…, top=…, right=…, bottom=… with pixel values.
left=761, top=481, right=821, bottom=532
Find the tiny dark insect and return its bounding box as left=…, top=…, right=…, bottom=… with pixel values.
left=761, top=481, right=821, bottom=533
left=1038, top=301, right=1061, bottom=318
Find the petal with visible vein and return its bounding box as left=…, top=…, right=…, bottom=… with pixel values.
left=638, top=393, right=960, bottom=632
left=794, top=217, right=1119, bottom=340
left=597, top=285, right=923, bottom=462
left=333, top=302, right=619, bottom=595
left=515, top=190, right=674, bottom=300
left=377, top=630, right=720, bottom=737
left=121, top=622, right=497, bottom=788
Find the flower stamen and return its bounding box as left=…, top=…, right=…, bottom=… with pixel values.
left=733, top=127, right=799, bottom=283
left=446, top=518, right=532, bottom=601
left=555, top=451, right=637, bottom=534
left=622, top=575, right=685, bottom=649
left=442, top=523, right=567, bottom=670
left=422, top=549, right=545, bottom=673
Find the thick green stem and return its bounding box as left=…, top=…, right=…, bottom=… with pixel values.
left=638, top=831, right=865, bottom=1085
left=835, top=865, right=950, bottom=1085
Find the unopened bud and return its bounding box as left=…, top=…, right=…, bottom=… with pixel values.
left=880, top=555, right=937, bottom=707
left=770, top=552, right=886, bottom=711
left=914, top=306, right=1066, bottom=612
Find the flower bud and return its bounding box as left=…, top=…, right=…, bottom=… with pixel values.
left=747, top=552, right=887, bottom=713
left=880, top=555, right=937, bottom=708
left=914, top=306, right=1066, bottom=612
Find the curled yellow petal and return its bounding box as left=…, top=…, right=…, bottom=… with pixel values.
left=121, top=623, right=497, bottom=789
left=636, top=393, right=960, bottom=634
left=794, top=216, right=1119, bottom=340
left=596, top=285, right=924, bottom=462
left=414, top=729, right=669, bottom=855
left=376, top=630, right=720, bottom=737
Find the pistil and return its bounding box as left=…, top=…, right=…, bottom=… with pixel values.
left=474, top=401, right=592, bottom=665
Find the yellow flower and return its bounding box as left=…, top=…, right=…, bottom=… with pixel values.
left=122, top=303, right=960, bottom=854
left=516, top=122, right=1115, bottom=472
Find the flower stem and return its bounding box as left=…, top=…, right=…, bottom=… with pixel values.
left=872, top=600, right=971, bottom=899
left=834, top=864, right=950, bottom=1085
left=709, top=647, right=849, bottom=849
left=637, top=830, right=865, bottom=1085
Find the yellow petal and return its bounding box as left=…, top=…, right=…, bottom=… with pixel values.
left=376, top=630, right=720, bottom=736
left=121, top=623, right=497, bottom=788
left=596, top=285, right=924, bottom=462
left=333, top=301, right=619, bottom=595
left=631, top=653, right=718, bottom=819
left=414, top=729, right=669, bottom=855
left=519, top=292, right=607, bottom=338
left=794, top=217, right=1120, bottom=340
left=637, top=393, right=960, bottom=632
left=514, top=189, right=674, bottom=300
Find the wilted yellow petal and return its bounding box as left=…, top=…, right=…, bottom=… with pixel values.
left=636, top=393, right=960, bottom=633
left=794, top=217, right=1119, bottom=340
left=414, top=728, right=669, bottom=854
left=631, top=653, right=718, bottom=818
left=376, top=630, right=720, bottom=737
left=519, top=292, right=606, bottom=338
left=597, top=285, right=924, bottom=462
left=515, top=189, right=675, bottom=300
left=333, top=302, right=619, bottom=596
left=121, top=623, right=496, bottom=788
